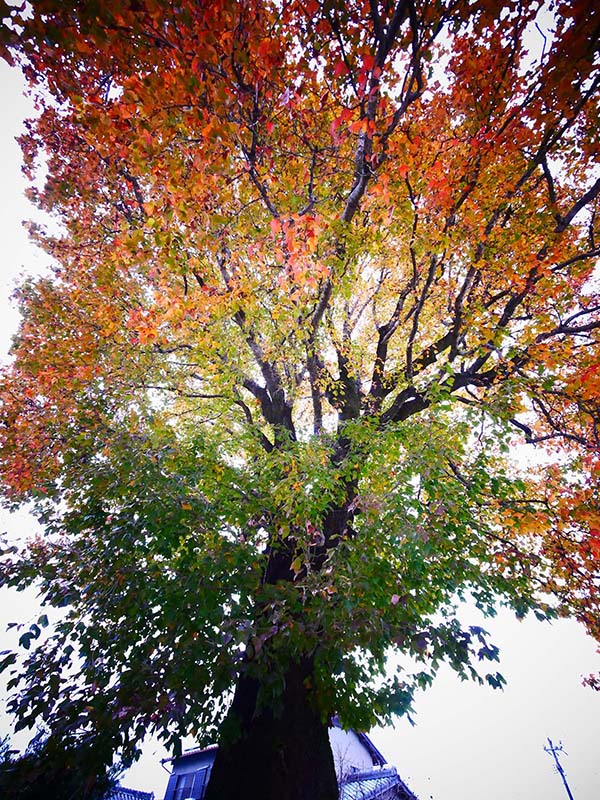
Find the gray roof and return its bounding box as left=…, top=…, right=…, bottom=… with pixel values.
left=340, top=768, right=418, bottom=800
left=108, top=786, right=154, bottom=800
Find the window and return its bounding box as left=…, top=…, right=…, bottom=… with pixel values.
left=192, top=768, right=210, bottom=799
left=172, top=768, right=211, bottom=800
left=173, top=773, right=194, bottom=800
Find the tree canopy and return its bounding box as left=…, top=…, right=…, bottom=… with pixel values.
left=0, top=728, right=121, bottom=800
left=0, top=0, right=599, bottom=785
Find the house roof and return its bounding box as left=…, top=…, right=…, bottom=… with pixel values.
left=160, top=744, right=218, bottom=765
left=340, top=768, right=418, bottom=800
left=108, top=786, right=155, bottom=800
left=355, top=731, right=387, bottom=766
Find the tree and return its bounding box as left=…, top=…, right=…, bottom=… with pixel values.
left=0, top=727, right=121, bottom=800
left=0, top=1, right=598, bottom=798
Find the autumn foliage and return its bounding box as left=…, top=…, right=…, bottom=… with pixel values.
left=0, top=0, right=599, bottom=791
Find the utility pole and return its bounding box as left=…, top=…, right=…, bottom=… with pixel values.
left=544, top=738, right=574, bottom=800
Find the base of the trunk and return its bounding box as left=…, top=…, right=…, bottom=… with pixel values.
left=204, top=660, right=338, bottom=800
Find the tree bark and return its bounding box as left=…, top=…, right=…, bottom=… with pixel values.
left=205, top=497, right=352, bottom=800
left=204, top=657, right=338, bottom=800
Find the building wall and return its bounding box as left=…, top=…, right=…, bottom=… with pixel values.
left=163, top=749, right=216, bottom=800
left=328, top=728, right=377, bottom=779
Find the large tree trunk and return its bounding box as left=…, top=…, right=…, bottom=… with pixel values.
left=204, top=657, right=338, bottom=800
left=205, top=498, right=353, bottom=800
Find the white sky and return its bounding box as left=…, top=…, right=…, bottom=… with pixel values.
left=1, top=60, right=599, bottom=800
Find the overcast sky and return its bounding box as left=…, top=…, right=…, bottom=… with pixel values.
left=1, top=60, right=599, bottom=800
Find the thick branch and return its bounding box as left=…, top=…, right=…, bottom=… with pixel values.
left=555, top=176, right=600, bottom=233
